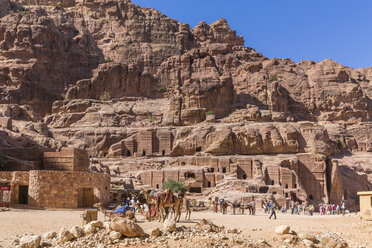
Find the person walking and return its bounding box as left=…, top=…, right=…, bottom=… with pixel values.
left=232, top=201, right=237, bottom=215
left=269, top=201, right=277, bottom=219
left=213, top=198, right=219, bottom=213
left=263, top=203, right=267, bottom=214
left=341, top=202, right=346, bottom=216
left=219, top=198, right=224, bottom=213
left=290, top=201, right=295, bottom=215
left=309, top=205, right=314, bottom=216
left=251, top=200, right=256, bottom=215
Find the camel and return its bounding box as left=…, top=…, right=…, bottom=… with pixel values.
left=175, top=195, right=191, bottom=222
left=134, top=202, right=151, bottom=221
left=141, top=190, right=159, bottom=222
left=157, top=192, right=176, bottom=222
left=95, top=202, right=137, bottom=222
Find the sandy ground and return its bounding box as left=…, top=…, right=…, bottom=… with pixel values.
left=0, top=209, right=371, bottom=247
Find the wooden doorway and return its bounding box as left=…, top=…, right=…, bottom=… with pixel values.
left=77, top=188, right=94, bottom=208
left=18, top=185, right=28, bottom=205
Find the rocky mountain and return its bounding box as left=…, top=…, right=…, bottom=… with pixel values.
left=0, top=0, right=371, bottom=208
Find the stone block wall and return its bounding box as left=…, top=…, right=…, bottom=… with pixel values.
left=265, top=166, right=280, bottom=185
left=204, top=173, right=216, bottom=188
left=138, top=130, right=154, bottom=156
left=43, top=148, right=89, bottom=172
left=28, top=170, right=110, bottom=208
left=280, top=167, right=296, bottom=189
left=158, top=129, right=173, bottom=155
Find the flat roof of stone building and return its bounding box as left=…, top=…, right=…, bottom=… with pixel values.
left=357, top=191, right=372, bottom=196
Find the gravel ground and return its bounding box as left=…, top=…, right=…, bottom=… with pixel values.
left=0, top=209, right=371, bottom=247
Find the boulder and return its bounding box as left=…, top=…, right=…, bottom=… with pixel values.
left=275, top=225, right=290, bottom=235
left=103, top=221, right=112, bottom=231
left=302, top=239, right=314, bottom=247
left=109, top=231, right=122, bottom=241
left=150, top=228, right=162, bottom=237
left=83, top=223, right=96, bottom=234
left=70, top=226, right=83, bottom=238
left=110, top=217, right=145, bottom=238
left=19, top=235, right=41, bottom=248
left=89, top=220, right=103, bottom=228
left=42, top=232, right=57, bottom=240
left=163, top=219, right=177, bottom=232
left=58, top=227, right=74, bottom=243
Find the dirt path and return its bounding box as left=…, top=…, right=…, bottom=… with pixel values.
left=0, top=209, right=371, bottom=247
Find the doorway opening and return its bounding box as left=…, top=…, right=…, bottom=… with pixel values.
left=19, top=185, right=28, bottom=205
left=77, top=188, right=94, bottom=208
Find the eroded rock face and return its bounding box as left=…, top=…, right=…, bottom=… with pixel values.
left=0, top=0, right=371, bottom=210
left=66, top=63, right=158, bottom=100
left=0, top=0, right=11, bottom=18
left=0, top=6, right=101, bottom=116
left=170, top=123, right=337, bottom=156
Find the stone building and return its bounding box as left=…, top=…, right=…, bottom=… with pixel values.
left=0, top=148, right=110, bottom=208
left=140, top=168, right=214, bottom=193
left=357, top=191, right=372, bottom=220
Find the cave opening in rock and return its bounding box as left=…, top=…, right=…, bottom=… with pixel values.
left=259, top=186, right=269, bottom=193
left=196, top=146, right=202, bottom=152
left=184, top=172, right=196, bottom=179
left=189, top=187, right=201, bottom=193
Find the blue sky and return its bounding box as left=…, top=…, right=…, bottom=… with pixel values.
left=132, top=0, right=372, bottom=69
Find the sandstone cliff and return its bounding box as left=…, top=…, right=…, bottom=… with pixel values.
left=0, top=0, right=371, bottom=208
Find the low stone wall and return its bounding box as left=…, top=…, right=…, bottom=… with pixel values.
left=28, top=170, right=110, bottom=208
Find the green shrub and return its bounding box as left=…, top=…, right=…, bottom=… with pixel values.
left=148, top=116, right=156, bottom=123
left=105, top=57, right=113, bottom=63
left=157, top=86, right=167, bottom=92
left=205, top=111, right=215, bottom=116
left=162, top=179, right=186, bottom=193
left=20, top=10, right=30, bottom=16
left=269, top=74, right=278, bottom=82
left=338, top=138, right=347, bottom=149
left=56, top=2, right=63, bottom=8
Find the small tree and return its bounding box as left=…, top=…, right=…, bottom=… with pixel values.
left=162, top=179, right=186, bottom=193
left=269, top=74, right=278, bottom=82
left=205, top=110, right=215, bottom=116
left=157, top=86, right=167, bottom=92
